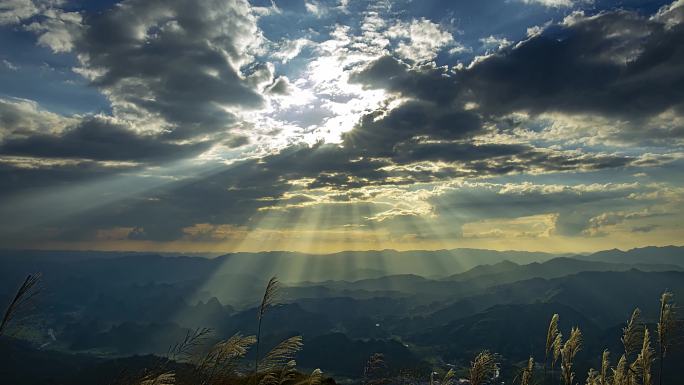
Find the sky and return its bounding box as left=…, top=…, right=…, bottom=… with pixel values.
left=0, top=0, right=683, bottom=254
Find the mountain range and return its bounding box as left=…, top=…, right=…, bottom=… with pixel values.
left=1, top=245, right=683, bottom=383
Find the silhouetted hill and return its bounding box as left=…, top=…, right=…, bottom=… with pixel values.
left=576, top=245, right=684, bottom=267
left=443, top=256, right=682, bottom=286
left=299, top=333, right=427, bottom=377
left=413, top=302, right=601, bottom=362
left=424, top=270, right=684, bottom=329
left=0, top=337, right=100, bottom=385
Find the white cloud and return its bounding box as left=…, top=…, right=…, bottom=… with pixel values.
left=521, top=0, right=584, bottom=8
left=479, top=35, right=512, bottom=51
left=0, top=0, right=43, bottom=25
left=24, top=8, right=82, bottom=53
left=652, top=0, right=684, bottom=29
left=272, top=38, right=312, bottom=63
left=387, top=18, right=457, bottom=63
left=1, top=59, right=19, bottom=71
left=305, top=1, right=323, bottom=16
left=0, top=97, right=78, bottom=141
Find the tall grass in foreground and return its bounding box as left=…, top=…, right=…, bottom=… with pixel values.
left=656, top=292, right=676, bottom=385
left=427, top=292, right=679, bottom=385
left=256, top=277, right=280, bottom=378
left=541, top=292, right=679, bottom=385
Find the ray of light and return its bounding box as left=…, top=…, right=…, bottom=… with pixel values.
left=0, top=157, right=246, bottom=244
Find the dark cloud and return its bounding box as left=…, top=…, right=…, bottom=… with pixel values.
left=0, top=117, right=211, bottom=162
left=351, top=7, right=684, bottom=147
left=464, top=11, right=684, bottom=120
left=632, top=224, right=659, bottom=233
left=265, top=76, right=293, bottom=95
left=335, top=5, right=684, bottom=187
left=429, top=183, right=661, bottom=237
left=73, top=0, right=266, bottom=139
left=0, top=157, right=137, bottom=199
left=349, top=56, right=460, bottom=105
left=391, top=140, right=526, bottom=164
left=224, top=135, right=250, bottom=148
left=343, top=100, right=482, bottom=158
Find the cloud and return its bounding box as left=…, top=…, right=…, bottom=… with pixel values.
left=343, top=100, right=483, bottom=158
left=464, top=9, right=684, bottom=122
left=304, top=1, right=323, bottom=17
left=349, top=6, right=684, bottom=156
left=582, top=208, right=668, bottom=236
left=0, top=155, right=139, bottom=200
left=430, top=181, right=675, bottom=238
left=0, top=0, right=57, bottom=25
left=461, top=213, right=558, bottom=239
left=386, top=18, right=458, bottom=63
left=344, top=51, right=677, bottom=177
left=271, top=38, right=312, bottom=63
left=0, top=95, right=219, bottom=189
left=2, top=0, right=289, bottom=177
left=479, top=35, right=512, bottom=51
left=632, top=224, right=659, bottom=233
left=265, top=76, right=294, bottom=95
left=653, top=0, right=684, bottom=29
left=349, top=55, right=460, bottom=104
left=520, top=0, right=581, bottom=8
left=0, top=97, right=77, bottom=140
left=1, top=59, right=19, bottom=71
left=24, top=8, right=81, bottom=52
left=22, top=0, right=271, bottom=142
left=0, top=115, right=212, bottom=162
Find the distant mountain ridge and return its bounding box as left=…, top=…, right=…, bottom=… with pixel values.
left=442, top=256, right=683, bottom=285
left=575, top=245, right=684, bottom=266
left=0, top=247, right=561, bottom=284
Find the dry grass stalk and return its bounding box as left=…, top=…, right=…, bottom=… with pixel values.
left=546, top=314, right=560, bottom=362
left=259, top=277, right=280, bottom=321
left=259, top=336, right=304, bottom=374
left=255, top=276, right=280, bottom=376
left=599, top=350, right=611, bottom=385
left=561, top=327, right=582, bottom=385
left=553, top=333, right=563, bottom=368
left=0, top=273, right=41, bottom=337
left=622, top=309, right=643, bottom=360
left=441, top=369, right=457, bottom=385
left=635, top=328, right=653, bottom=385
left=545, top=314, right=561, bottom=381
left=307, top=368, right=323, bottom=385
left=468, top=350, right=499, bottom=385
left=612, top=354, right=630, bottom=385
left=586, top=350, right=611, bottom=385
left=586, top=369, right=600, bottom=385
left=519, top=357, right=534, bottom=385
left=197, top=332, right=257, bottom=384
left=169, top=327, right=212, bottom=361
left=138, top=372, right=176, bottom=385
left=656, top=291, right=676, bottom=385
left=259, top=359, right=297, bottom=385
